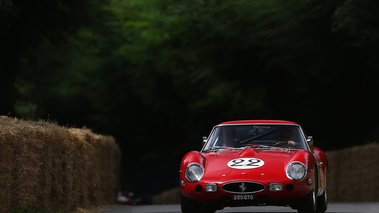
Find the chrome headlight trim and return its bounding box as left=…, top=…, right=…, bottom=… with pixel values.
left=286, top=161, right=307, bottom=181
left=185, top=163, right=204, bottom=183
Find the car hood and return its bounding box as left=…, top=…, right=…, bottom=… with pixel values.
left=202, top=148, right=300, bottom=181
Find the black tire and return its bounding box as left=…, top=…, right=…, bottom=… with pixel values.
left=297, top=189, right=317, bottom=213
left=316, top=189, right=328, bottom=212
left=181, top=192, right=201, bottom=213
left=180, top=193, right=215, bottom=213
left=297, top=168, right=317, bottom=213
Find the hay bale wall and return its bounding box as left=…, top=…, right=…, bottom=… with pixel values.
left=326, top=143, right=379, bottom=202
left=0, top=116, right=121, bottom=212
left=152, top=188, right=180, bottom=204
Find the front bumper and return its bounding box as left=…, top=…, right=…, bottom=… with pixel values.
left=180, top=178, right=313, bottom=206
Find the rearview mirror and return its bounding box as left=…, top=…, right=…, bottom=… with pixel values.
left=307, top=136, right=314, bottom=147
left=202, top=136, right=207, bottom=146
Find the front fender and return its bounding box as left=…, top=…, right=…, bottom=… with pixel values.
left=313, top=146, right=328, bottom=192
left=288, top=150, right=316, bottom=171
left=313, top=146, right=328, bottom=172
left=180, top=151, right=206, bottom=177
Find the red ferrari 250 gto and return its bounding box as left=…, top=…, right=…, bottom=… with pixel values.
left=179, top=120, right=328, bottom=213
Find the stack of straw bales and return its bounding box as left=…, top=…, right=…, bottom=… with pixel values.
left=0, top=116, right=121, bottom=212
left=326, top=143, right=379, bottom=202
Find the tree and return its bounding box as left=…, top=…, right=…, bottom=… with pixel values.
left=0, top=0, right=105, bottom=115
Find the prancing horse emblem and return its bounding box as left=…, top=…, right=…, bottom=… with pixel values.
left=239, top=182, right=246, bottom=192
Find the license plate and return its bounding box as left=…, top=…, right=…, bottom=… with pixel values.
left=232, top=194, right=254, bottom=200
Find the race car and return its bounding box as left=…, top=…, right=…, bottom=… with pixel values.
left=179, top=120, right=327, bottom=213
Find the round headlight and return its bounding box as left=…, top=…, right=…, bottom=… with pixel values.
left=286, top=162, right=307, bottom=181
left=185, top=163, right=204, bottom=183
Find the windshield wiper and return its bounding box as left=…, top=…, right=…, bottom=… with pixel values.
left=208, top=146, right=226, bottom=151
left=242, top=143, right=292, bottom=151
left=242, top=144, right=273, bottom=149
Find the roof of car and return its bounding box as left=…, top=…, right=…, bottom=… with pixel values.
left=218, top=120, right=299, bottom=126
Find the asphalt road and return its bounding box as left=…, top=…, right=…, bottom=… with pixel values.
left=98, top=203, right=379, bottom=213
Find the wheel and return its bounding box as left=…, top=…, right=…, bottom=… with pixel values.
left=180, top=193, right=215, bottom=213
left=181, top=192, right=201, bottom=213
left=297, top=168, right=317, bottom=213
left=316, top=173, right=328, bottom=213
left=297, top=189, right=317, bottom=213
left=316, top=189, right=328, bottom=212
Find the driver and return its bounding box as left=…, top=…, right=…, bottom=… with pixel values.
left=279, top=129, right=296, bottom=146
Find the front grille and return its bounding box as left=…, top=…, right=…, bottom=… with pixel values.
left=221, top=181, right=265, bottom=193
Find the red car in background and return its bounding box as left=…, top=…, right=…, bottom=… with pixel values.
left=180, top=120, right=328, bottom=213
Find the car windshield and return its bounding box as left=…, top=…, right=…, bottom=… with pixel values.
left=202, top=124, right=308, bottom=151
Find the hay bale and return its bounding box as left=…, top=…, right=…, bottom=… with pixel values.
left=152, top=188, right=180, bottom=204
left=68, top=128, right=121, bottom=207
left=0, top=118, right=14, bottom=211
left=0, top=116, right=121, bottom=212
left=326, top=143, right=379, bottom=202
